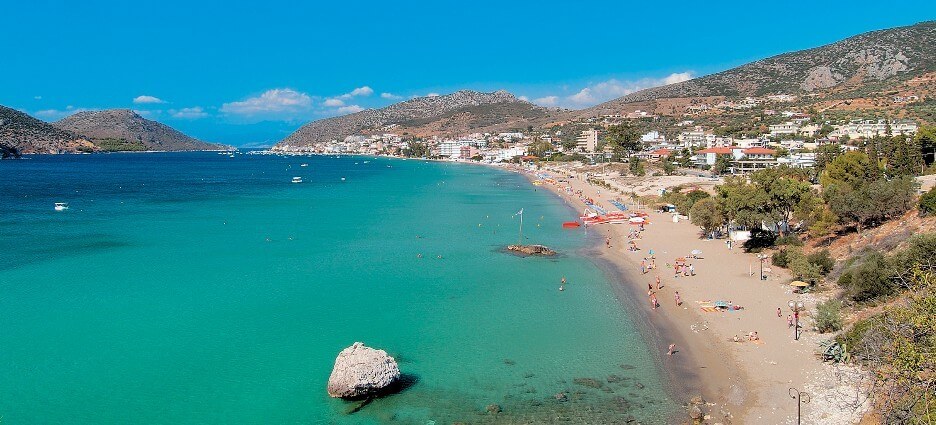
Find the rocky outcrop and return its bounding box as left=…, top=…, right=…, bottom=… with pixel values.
left=326, top=342, right=400, bottom=399
left=507, top=244, right=557, bottom=256
left=0, top=105, right=89, bottom=154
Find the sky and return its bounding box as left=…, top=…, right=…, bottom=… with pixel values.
left=2, top=1, right=934, bottom=146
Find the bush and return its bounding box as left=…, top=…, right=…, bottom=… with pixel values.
left=743, top=229, right=776, bottom=253
left=807, top=249, right=835, bottom=275
left=775, top=235, right=804, bottom=247
left=838, top=251, right=896, bottom=302
left=772, top=249, right=790, bottom=267
left=788, top=248, right=823, bottom=283
left=919, top=187, right=936, bottom=216
left=815, top=299, right=843, bottom=333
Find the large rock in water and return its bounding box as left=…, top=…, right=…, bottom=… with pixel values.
left=327, top=342, right=400, bottom=399
left=507, top=244, right=557, bottom=256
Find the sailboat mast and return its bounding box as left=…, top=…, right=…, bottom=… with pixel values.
left=518, top=212, right=523, bottom=245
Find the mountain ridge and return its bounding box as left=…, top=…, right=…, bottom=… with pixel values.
left=275, top=90, right=560, bottom=149
left=0, top=105, right=91, bottom=154
left=54, top=109, right=224, bottom=152
left=582, top=20, right=936, bottom=115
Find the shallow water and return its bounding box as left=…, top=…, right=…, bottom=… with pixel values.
left=0, top=153, right=676, bottom=423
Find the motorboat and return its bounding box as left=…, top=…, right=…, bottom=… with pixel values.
left=291, top=177, right=303, bottom=183
left=54, top=202, right=69, bottom=211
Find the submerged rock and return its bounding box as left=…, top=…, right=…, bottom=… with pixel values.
left=485, top=404, right=502, bottom=414
left=573, top=377, right=604, bottom=389
left=506, top=244, right=557, bottom=256
left=327, top=342, right=400, bottom=399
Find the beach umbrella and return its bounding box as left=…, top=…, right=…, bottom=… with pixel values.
left=628, top=217, right=645, bottom=223
left=790, top=280, right=810, bottom=287
left=690, top=249, right=702, bottom=256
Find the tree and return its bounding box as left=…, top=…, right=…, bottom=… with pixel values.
left=915, top=125, right=936, bottom=166
left=528, top=138, right=553, bottom=158
left=712, top=154, right=731, bottom=175
left=814, top=143, right=843, bottom=173
left=690, top=198, right=724, bottom=238
left=820, top=151, right=877, bottom=190
left=716, top=176, right=767, bottom=230
left=750, top=167, right=812, bottom=235
left=920, top=187, right=936, bottom=216
left=628, top=157, right=645, bottom=176
left=606, top=123, right=640, bottom=157
left=662, top=159, right=677, bottom=175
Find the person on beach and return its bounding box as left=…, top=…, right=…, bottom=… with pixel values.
left=606, top=236, right=611, bottom=248
left=640, top=259, right=646, bottom=274
left=650, top=294, right=658, bottom=309
left=787, top=315, right=794, bottom=328
left=650, top=259, right=656, bottom=270
left=656, top=276, right=661, bottom=290
left=689, top=264, right=695, bottom=276
left=649, top=248, right=654, bottom=258
left=675, top=291, right=682, bottom=306
left=777, top=307, right=782, bottom=317
left=648, top=283, right=653, bottom=293
left=667, top=343, right=676, bottom=356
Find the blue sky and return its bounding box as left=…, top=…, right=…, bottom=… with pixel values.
left=2, top=1, right=934, bottom=146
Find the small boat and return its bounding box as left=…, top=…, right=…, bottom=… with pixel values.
left=300, top=163, right=308, bottom=167
left=54, top=202, right=69, bottom=211
left=340, top=177, right=346, bottom=181
left=562, top=221, right=581, bottom=228
left=291, top=177, right=303, bottom=183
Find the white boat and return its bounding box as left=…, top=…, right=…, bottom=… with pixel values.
left=291, top=177, right=303, bottom=183
left=300, top=163, right=308, bottom=167
left=54, top=202, right=69, bottom=211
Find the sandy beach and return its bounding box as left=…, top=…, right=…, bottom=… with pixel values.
left=510, top=162, right=872, bottom=424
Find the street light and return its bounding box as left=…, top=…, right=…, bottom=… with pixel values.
left=757, top=254, right=768, bottom=280
left=788, top=300, right=805, bottom=340
left=789, top=387, right=811, bottom=425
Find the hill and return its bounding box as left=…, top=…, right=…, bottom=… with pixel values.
left=54, top=109, right=223, bottom=152
left=275, top=90, right=559, bottom=149
left=583, top=20, right=936, bottom=116
left=0, top=105, right=92, bottom=154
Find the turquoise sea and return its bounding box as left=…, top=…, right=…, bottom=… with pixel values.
left=0, top=153, right=676, bottom=424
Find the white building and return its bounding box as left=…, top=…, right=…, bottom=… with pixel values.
left=440, top=139, right=486, bottom=158
left=576, top=130, right=598, bottom=153
left=830, top=120, right=918, bottom=140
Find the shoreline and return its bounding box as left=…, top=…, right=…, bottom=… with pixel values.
left=521, top=170, right=740, bottom=423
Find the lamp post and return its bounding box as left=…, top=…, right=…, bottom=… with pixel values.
left=757, top=254, right=768, bottom=280
left=788, top=300, right=805, bottom=340
left=789, top=387, right=810, bottom=425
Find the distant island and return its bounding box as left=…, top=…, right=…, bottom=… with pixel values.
left=0, top=106, right=225, bottom=154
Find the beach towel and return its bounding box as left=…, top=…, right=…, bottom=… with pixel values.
left=699, top=307, right=719, bottom=313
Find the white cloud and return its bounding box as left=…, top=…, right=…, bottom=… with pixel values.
left=133, top=95, right=165, bottom=104
left=324, top=98, right=345, bottom=107
left=426, top=93, right=440, bottom=97
left=338, top=86, right=374, bottom=99
left=169, top=106, right=208, bottom=119
left=533, top=96, right=559, bottom=107
left=337, top=105, right=364, bottom=114
left=517, top=95, right=529, bottom=102
left=220, top=88, right=313, bottom=119
left=133, top=109, right=162, bottom=118
left=380, top=92, right=402, bottom=100
left=663, top=72, right=693, bottom=85
left=33, top=105, right=86, bottom=121
left=533, top=72, right=695, bottom=109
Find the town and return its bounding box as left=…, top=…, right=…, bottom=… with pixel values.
left=273, top=93, right=926, bottom=175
